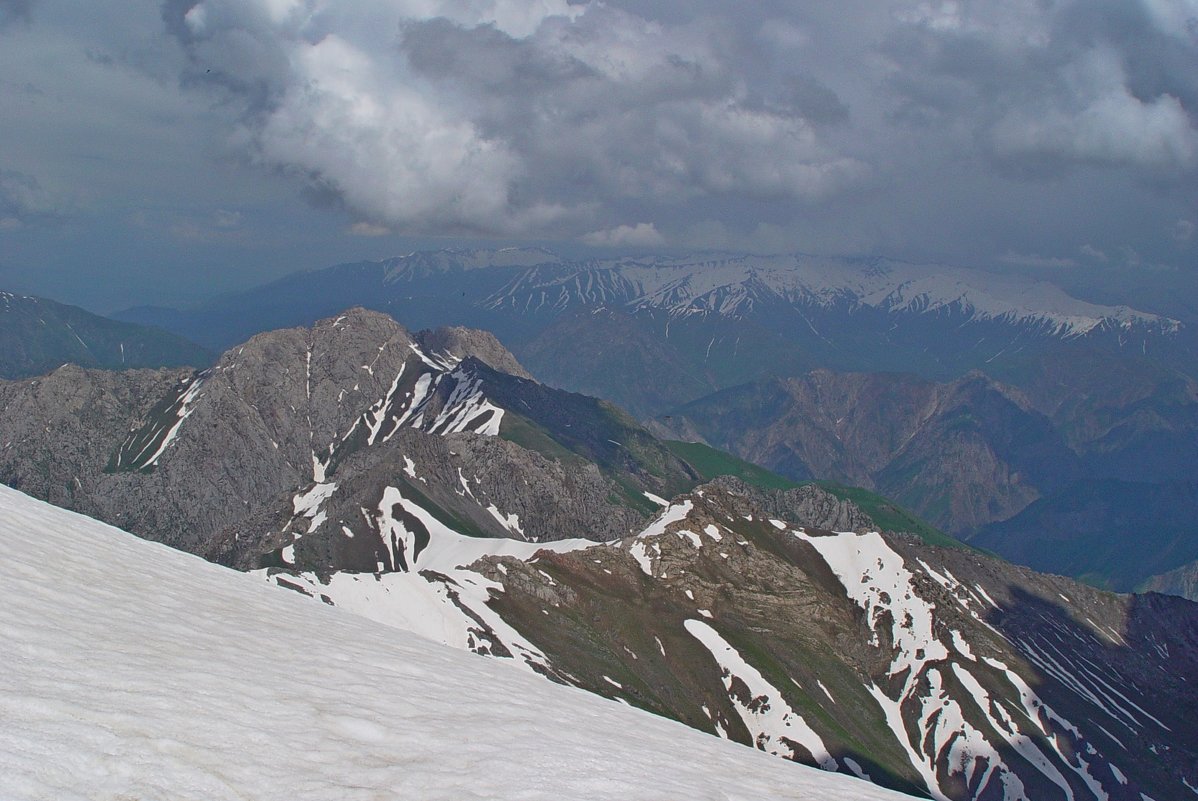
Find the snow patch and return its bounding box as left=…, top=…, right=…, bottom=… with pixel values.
left=685, top=618, right=837, bottom=772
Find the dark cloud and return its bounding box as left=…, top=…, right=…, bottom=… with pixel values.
left=400, top=18, right=598, bottom=94
left=880, top=1, right=1198, bottom=177
left=779, top=75, right=850, bottom=127
left=0, top=168, right=57, bottom=228
left=0, top=0, right=32, bottom=28
left=3, top=0, right=1195, bottom=311
left=164, top=1, right=867, bottom=239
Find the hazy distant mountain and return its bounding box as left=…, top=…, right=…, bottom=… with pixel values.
left=654, top=370, right=1079, bottom=534
left=654, top=365, right=1198, bottom=590
left=113, top=249, right=1188, bottom=416
left=116, top=247, right=566, bottom=353
left=970, top=480, right=1198, bottom=591
left=0, top=290, right=212, bottom=379
left=1143, top=559, right=1198, bottom=601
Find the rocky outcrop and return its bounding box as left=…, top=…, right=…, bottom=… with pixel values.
left=703, top=476, right=873, bottom=532
left=1143, top=560, right=1198, bottom=601
left=416, top=325, right=534, bottom=380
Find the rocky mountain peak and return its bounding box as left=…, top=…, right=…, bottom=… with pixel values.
left=416, top=325, right=533, bottom=380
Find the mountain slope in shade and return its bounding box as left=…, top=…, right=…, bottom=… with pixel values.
left=0, top=483, right=913, bottom=801
left=656, top=370, right=1078, bottom=534
left=970, top=480, right=1198, bottom=591
left=0, top=290, right=212, bottom=379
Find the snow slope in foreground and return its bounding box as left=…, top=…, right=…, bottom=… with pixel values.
left=0, top=485, right=912, bottom=801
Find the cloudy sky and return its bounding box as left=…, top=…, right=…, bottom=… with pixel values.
left=1, top=0, right=1195, bottom=312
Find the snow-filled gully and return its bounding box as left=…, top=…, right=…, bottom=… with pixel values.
left=796, top=528, right=1124, bottom=801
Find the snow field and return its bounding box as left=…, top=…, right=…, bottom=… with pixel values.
left=0, top=484, right=914, bottom=801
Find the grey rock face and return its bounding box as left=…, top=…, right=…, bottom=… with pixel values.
left=0, top=364, right=191, bottom=523
left=416, top=326, right=534, bottom=380
left=227, top=428, right=650, bottom=573
left=0, top=307, right=693, bottom=566
left=704, top=476, right=874, bottom=532
left=0, top=309, right=494, bottom=555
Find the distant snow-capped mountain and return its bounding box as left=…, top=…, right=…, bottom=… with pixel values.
left=111, top=247, right=1191, bottom=428
left=483, top=254, right=1180, bottom=338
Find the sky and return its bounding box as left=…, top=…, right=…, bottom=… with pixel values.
left=0, top=0, right=1195, bottom=313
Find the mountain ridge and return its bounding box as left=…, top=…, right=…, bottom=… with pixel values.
left=0, top=289, right=212, bottom=379
left=4, top=307, right=1198, bottom=799
left=0, top=482, right=915, bottom=801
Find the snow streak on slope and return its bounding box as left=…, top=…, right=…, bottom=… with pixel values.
left=796, top=529, right=1120, bottom=801
left=345, top=360, right=504, bottom=451
left=0, top=485, right=914, bottom=801
left=109, top=372, right=206, bottom=471
left=265, top=473, right=596, bottom=673
left=371, top=484, right=592, bottom=575
left=261, top=568, right=557, bottom=674
left=626, top=500, right=694, bottom=576
left=685, top=618, right=838, bottom=771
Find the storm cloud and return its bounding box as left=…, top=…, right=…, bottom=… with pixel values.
left=1, top=0, right=1195, bottom=311
left=0, top=169, right=57, bottom=229
left=0, top=0, right=33, bottom=28
left=154, top=0, right=1198, bottom=261
left=164, top=0, right=872, bottom=238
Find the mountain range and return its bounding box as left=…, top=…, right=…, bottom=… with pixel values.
left=0, top=289, right=211, bottom=379
left=3, top=307, right=1196, bottom=800
left=109, top=249, right=1198, bottom=593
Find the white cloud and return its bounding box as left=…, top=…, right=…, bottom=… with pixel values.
left=348, top=221, right=390, bottom=237
left=990, top=81, right=1198, bottom=171
left=170, top=0, right=869, bottom=239
left=0, top=168, right=59, bottom=225
left=581, top=222, right=666, bottom=247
